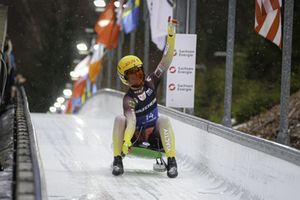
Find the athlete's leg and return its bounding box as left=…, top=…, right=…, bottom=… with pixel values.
left=112, top=115, right=126, bottom=176
left=112, top=115, right=126, bottom=157
left=153, top=115, right=178, bottom=178
left=154, top=115, right=175, bottom=157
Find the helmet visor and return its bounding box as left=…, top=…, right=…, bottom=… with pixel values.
left=125, top=65, right=145, bottom=88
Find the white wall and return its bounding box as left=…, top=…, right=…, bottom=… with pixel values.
left=79, top=89, right=300, bottom=200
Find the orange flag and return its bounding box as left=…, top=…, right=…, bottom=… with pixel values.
left=72, top=76, right=87, bottom=97
left=66, top=75, right=87, bottom=114
left=94, top=0, right=116, bottom=48
left=107, top=24, right=120, bottom=50
left=107, top=0, right=125, bottom=49
left=89, top=60, right=102, bottom=83
left=89, top=43, right=104, bottom=82
left=66, top=98, right=72, bottom=114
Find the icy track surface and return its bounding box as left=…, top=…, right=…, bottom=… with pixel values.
left=32, top=112, right=249, bottom=200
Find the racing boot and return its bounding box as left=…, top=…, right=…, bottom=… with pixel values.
left=112, top=156, right=124, bottom=176
left=167, top=157, right=178, bottom=178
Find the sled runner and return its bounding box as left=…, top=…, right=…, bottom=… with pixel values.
left=111, top=141, right=167, bottom=172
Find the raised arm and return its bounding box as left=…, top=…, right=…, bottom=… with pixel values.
left=152, top=17, right=178, bottom=85
left=160, top=16, right=178, bottom=70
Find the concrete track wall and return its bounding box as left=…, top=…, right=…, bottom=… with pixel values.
left=79, top=88, right=300, bottom=200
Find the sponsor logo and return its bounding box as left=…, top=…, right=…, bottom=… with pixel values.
left=154, top=64, right=165, bottom=78
left=176, top=84, right=193, bottom=92
left=133, top=88, right=143, bottom=95
left=135, top=98, right=157, bottom=114
left=169, top=84, right=193, bottom=92
left=169, top=66, right=176, bottom=74
left=128, top=100, right=136, bottom=108
left=173, top=49, right=177, bottom=56
left=163, top=129, right=171, bottom=152
left=125, top=58, right=141, bottom=67
left=177, top=66, right=194, bottom=75
left=146, top=88, right=153, bottom=96
left=168, top=84, right=176, bottom=91
left=138, top=91, right=146, bottom=101
left=178, top=49, right=195, bottom=58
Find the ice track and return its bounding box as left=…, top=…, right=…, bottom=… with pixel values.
left=32, top=89, right=300, bottom=200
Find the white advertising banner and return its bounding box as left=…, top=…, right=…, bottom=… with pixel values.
left=166, top=34, right=197, bottom=108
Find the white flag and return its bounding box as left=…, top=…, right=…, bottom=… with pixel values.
left=147, top=0, right=173, bottom=50
left=74, top=55, right=90, bottom=77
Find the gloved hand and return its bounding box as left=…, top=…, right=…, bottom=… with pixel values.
left=168, top=16, right=179, bottom=36
left=122, top=140, right=132, bottom=155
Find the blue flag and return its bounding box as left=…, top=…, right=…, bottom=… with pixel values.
left=122, top=0, right=140, bottom=34
left=72, top=97, right=82, bottom=114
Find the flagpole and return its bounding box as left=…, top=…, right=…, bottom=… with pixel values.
left=221, top=0, right=236, bottom=128
left=166, top=0, right=187, bottom=108
left=277, top=0, right=294, bottom=146
left=117, top=30, right=124, bottom=91
left=107, top=48, right=114, bottom=88
left=143, top=0, right=150, bottom=77
left=130, top=29, right=136, bottom=55
left=189, top=0, right=196, bottom=34
left=185, top=0, right=196, bottom=116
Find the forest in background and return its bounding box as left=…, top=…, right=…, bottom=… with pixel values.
left=5, top=0, right=300, bottom=126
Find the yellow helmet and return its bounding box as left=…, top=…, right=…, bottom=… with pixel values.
left=117, top=55, right=144, bottom=86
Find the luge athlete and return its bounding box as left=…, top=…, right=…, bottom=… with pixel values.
left=112, top=16, right=178, bottom=178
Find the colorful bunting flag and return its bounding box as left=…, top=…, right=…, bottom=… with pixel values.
left=107, top=0, right=125, bottom=49
left=255, top=0, right=282, bottom=49
left=89, top=43, right=104, bottom=82
left=94, top=0, right=116, bottom=47
left=73, top=55, right=90, bottom=77
left=66, top=74, right=88, bottom=114
left=122, top=0, right=140, bottom=34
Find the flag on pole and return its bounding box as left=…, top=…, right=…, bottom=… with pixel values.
left=89, top=43, right=104, bottom=82
left=73, top=55, right=90, bottom=78
left=67, top=58, right=90, bottom=114
left=94, top=0, right=116, bottom=47
left=146, top=0, right=173, bottom=51
left=122, top=0, right=140, bottom=34
left=81, top=81, right=91, bottom=105
left=107, top=0, right=125, bottom=49
left=66, top=74, right=88, bottom=114
left=255, top=0, right=282, bottom=49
